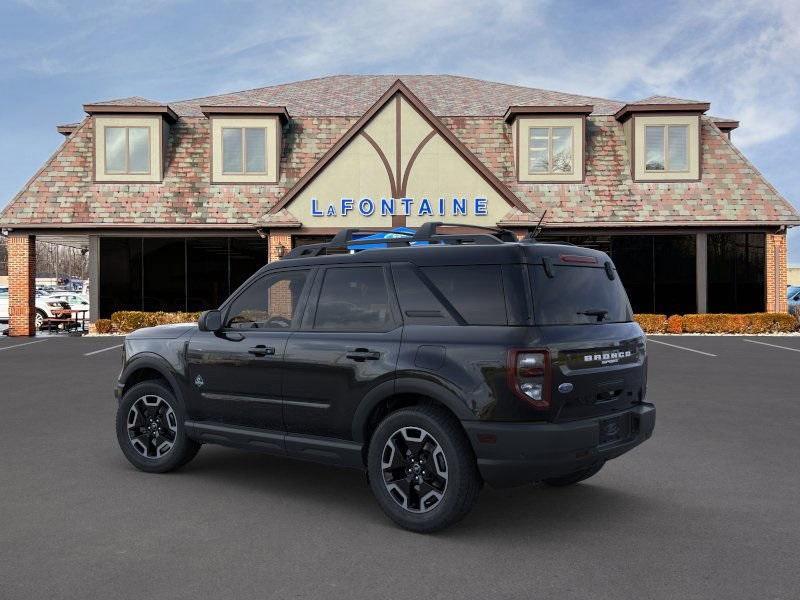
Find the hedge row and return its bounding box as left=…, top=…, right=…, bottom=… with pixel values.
left=634, top=313, right=799, bottom=334
left=109, top=311, right=202, bottom=333
left=94, top=310, right=799, bottom=335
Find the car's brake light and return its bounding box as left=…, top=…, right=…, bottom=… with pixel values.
left=560, top=254, right=597, bottom=264
left=508, top=350, right=551, bottom=410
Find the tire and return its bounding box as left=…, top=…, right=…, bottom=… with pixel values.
left=367, top=405, right=481, bottom=533
left=543, top=461, right=604, bottom=487
left=35, top=309, right=46, bottom=330
left=116, top=380, right=200, bottom=473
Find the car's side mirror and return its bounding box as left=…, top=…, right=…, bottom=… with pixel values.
left=198, top=309, right=223, bottom=332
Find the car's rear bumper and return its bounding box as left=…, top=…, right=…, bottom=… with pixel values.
left=463, top=403, right=655, bottom=488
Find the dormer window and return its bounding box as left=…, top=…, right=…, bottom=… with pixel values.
left=201, top=106, right=289, bottom=184
left=84, top=101, right=175, bottom=183
left=222, top=127, right=268, bottom=174
left=505, top=106, right=591, bottom=184
left=105, top=126, right=151, bottom=174
left=615, top=99, right=707, bottom=182
left=644, top=124, right=688, bottom=172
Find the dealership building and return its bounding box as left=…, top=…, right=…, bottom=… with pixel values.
left=1, top=74, right=797, bottom=335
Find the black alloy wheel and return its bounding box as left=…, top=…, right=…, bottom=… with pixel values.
left=126, top=394, right=178, bottom=459
left=381, top=426, right=448, bottom=513
left=116, top=380, right=200, bottom=473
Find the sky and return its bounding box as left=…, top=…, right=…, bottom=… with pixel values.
left=1, top=0, right=798, bottom=259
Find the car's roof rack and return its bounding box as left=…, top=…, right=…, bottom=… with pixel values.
left=281, top=222, right=518, bottom=259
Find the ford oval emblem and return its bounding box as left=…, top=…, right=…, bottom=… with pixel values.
left=558, top=383, right=574, bottom=394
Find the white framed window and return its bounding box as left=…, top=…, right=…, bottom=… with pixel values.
left=210, top=116, right=279, bottom=184
left=104, top=126, right=151, bottom=175
left=528, top=126, right=574, bottom=175
left=644, top=124, right=689, bottom=172
left=517, top=116, right=583, bottom=183
left=221, top=127, right=268, bottom=174
left=632, top=115, right=699, bottom=181
left=94, top=116, right=163, bottom=183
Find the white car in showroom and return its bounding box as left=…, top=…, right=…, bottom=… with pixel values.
left=0, top=286, right=73, bottom=329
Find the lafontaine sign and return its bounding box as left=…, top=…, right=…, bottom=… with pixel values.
left=310, top=196, right=488, bottom=218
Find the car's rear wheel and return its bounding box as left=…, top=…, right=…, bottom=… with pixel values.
left=543, top=461, right=604, bottom=487
left=367, top=405, right=481, bottom=533
left=116, top=380, right=200, bottom=473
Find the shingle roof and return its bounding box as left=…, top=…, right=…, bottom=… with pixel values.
left=87, top=96, right=164, bottom=107
left=631, top=95, right=707, bottom=105
left=168, top=74, right=626, bottom=117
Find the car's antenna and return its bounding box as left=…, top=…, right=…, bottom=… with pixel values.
left=529, top=210, right=548, bottom=240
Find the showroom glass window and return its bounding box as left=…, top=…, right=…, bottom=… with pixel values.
left=222, top=127, right=267, bottom=174
left=98, top=237, right=267, bottom=317
left=645, top=125, right=688, bottom=171
left=707, top=233, right=765, bottom=312
left=104, top=126, right=150, bottom=174
left=528, top=126, right=573, bottom=174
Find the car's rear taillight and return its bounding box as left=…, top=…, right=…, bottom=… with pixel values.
left=508, top=350, right=551, bottom=409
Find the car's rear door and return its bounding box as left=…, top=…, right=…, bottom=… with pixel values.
left=282, top=263, right=402, bottom=440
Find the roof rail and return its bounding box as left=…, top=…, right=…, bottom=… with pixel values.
left=281, top=222, right=517, bottom=259
left=412, top=222, right=518, bottom=243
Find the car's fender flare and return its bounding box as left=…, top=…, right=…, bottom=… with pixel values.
left=351, top=376, right=473, bottom=443
left=120, top=352, right=185, bottom=405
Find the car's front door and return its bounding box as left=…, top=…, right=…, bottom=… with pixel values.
left=186, top=267, right=313, bottom=431
left=283, top=264, right=402, bottom=440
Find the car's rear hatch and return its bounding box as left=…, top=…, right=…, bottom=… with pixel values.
left=526, top=248, right=647, bottom=422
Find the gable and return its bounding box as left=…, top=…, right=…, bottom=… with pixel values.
left=271, top=82, right=529, bottom=227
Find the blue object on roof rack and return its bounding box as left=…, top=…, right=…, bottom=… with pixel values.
left=347, top=227, right=423, bottom=250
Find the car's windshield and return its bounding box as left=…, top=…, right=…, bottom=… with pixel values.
left=530, top=264, right=633, bottom=325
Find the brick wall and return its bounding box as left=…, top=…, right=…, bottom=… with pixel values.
left=8, top=234, right=36, bottom=336
left=267, top=230, right=294, bottom=318
left=268, top=230, right=292, bottom=263
left=765, top=232, right=788, bottom=312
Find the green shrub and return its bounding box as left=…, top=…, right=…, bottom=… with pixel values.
left=110, top=311, right=202, bottom=333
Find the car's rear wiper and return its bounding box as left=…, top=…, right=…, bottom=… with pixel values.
left=577, top=309, right=609, bottom=322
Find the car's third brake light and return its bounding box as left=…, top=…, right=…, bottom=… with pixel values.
left=508, top=350, right=551, bottom=410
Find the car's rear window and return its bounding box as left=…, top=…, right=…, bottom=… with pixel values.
left=530, top=264, right=632, bottom=325
left=421, top=265, right=507, bottom=326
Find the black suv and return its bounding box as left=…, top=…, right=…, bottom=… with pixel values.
left=115, top=223, right=655, bottom=532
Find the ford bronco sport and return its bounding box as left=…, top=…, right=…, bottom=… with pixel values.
left=115, top=223, right=655, bottom=532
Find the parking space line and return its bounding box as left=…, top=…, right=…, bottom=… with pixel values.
left=647, top=338, right=717, bottom=357
left=0, top=339, right=49, bottom=352
left=742, top=338, right=800, bottom=353
left=84, top=344, right=123, bottom=356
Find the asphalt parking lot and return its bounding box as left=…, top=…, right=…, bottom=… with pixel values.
left=1, top=335, right=799, bottom=599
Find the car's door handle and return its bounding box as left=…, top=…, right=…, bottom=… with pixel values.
left=248, top=345, right=275, bottom=357
left=346, top=348, right=381, bottom=361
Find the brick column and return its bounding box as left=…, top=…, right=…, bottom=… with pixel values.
left=8, top=234, right=36, bottom=336
left=765, top=232, right=788, bottom=313
left=268, top=230, right=292, bottom=263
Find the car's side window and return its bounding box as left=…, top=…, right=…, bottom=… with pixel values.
left=225, top=269, right=309, bottom=329
left=313, top=266, right=392, bottom=331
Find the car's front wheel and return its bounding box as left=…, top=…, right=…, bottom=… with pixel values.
left=116, top=380, right=200, bottom=473
left=367, top=405, right=481, bottom=533
left=34, top=309, right=46, bottom=330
